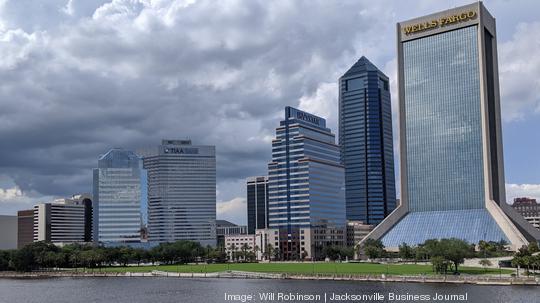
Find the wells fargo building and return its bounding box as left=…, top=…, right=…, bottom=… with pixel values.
left=366, top=2, right=540, bottom=250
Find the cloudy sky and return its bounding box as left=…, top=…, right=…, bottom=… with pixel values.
left=1, top=0, right=539, bottom=225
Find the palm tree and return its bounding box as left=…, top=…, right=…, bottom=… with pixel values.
left=229, top=244, right=237, bottom=261
left=253, top=245, right=260, bottom=261
left=264, top=244, right=275, bottom=261
left=240, top=243, right=251, bottom=261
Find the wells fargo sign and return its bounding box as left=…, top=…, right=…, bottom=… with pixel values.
left=403, top=10, right=477, bottom=35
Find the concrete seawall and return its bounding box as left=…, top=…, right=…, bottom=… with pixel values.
left=0, top=270, right=538, bottom=286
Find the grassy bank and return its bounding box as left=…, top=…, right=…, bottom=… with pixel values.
left=93, top=262, right=512, bottom=276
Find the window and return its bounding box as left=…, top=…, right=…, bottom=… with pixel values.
left=379, top=78, right=389, bottom=91
left=346, top=78, right=363, bottom=91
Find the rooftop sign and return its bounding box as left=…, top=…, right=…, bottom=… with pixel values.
left=163, top=147, right=198, bottom=154
left=285, top=106, right=326, bottom=128
left=403, top=10, right=477, bottom=36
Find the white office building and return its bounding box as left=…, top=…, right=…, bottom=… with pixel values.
left=141, top=139, right=216, bottom=246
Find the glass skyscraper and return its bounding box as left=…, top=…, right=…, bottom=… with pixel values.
left=339, top=56, right=396, bottom=225
left=365, top=2, right=540, bottom=249
left=266, top=107, right=346, bottom=259
left=247, top=176, right=269, bottom=234
left=93, top=149, right=143, bottom=243
left=141, top=139, right=216, bottom=246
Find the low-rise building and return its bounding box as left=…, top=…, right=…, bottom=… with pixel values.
left=33, top=194, right=93, bottom=245
left=224, top=234, right=256, bottom=260
left=256, top=227, right=344, bottom=261
left=346, top=221, right=374, bottom=247
left=216, top=220, right=247, bottom=247
left=512, top=197, right=540, bottom=229
left=0, top=215, right=17, bottom=250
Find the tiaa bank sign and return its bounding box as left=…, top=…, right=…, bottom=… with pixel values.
left=163, top=147, right=199, bottom=154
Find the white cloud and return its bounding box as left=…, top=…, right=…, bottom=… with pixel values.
left=61, top=0, right=75, bottom=16
left=0, top=186, right=23, bottom=201
left=216, top=197, right=246, bottom=225
left=506, top=184, right=540, bottom=204
left=0, top=185, right=55, bottom=215
left=298, top=82, right=338, bottom=132
left=499, top=21, right=540, bottom=122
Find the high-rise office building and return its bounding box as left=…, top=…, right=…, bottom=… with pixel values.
left=142, top=139, right=216, bottom=246
left=364, top=2, right=540, bottom=250
left=247, top=176, right=269, bottom=234
left=33, top=195, right=93, bottom=245
left=93, top=149, right=143, bottom=244
left=266, top=107, right=346, bottom=260
left=339, top=56, right=396, bottom=225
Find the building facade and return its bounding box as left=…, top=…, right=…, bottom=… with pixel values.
left=142, top=139, right=216, bottom=246
left=33, top=195, right=93, bottom=245
left=346, top=221, right=374, bottom=247
left=17, top=209, right=34, bottom=249
left=0, top=215, right=17, bottom=250
left=247, top=176, right=269, bottom=234
left=224, top=234, right=256, bottom=260
left=216, top=220, right=247, bottom=246
left=93, top=149, right=143, bottom=244
left=339, top=56, right=396, bottom=225
left=267, top=107, right=346, bottom=260
left=512, top=198, right=540, bottom=229
left=364, top=2, right=540, bottom=250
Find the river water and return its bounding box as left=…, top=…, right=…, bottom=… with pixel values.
left=0, top=277, right=537, bottom=303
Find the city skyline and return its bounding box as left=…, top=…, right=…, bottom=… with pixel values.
left=1, top=1, right=539, bottom=226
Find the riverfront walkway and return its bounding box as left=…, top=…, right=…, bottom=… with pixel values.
left=1, top=270, right=538, bottom=286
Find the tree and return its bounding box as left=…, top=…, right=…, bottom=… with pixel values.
left=301, top=250, right=309, bottom=261
left=398, top=243, right=414, bottom=260
left=479, top=259, right=492, bottom=272
left=253, top=245, right=260, bottom=261
left=240, top=243, right=251, bottom=262
left=528, top=242, right=539, bottom=254
left=264, top=244, right=275, bottom=261
left=11, top=246, right=34, bottom=272
left=363, top=239, right=385, bottom=260
left=413, top=246, right=428, bottom=263
left=430, top=256, right=450, bottom=274
left=442, top=238, right=473, bottom=273
left=273, top=246, right=281, bottom=261
left=229, top=244, right=237, bottom=261
left=511, top=256, right=523, bottom=277
left=341, top=246, right=354, bottom=260
left=0, top=250, right=12, bottom=271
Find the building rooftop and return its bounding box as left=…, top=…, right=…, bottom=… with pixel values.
left=512, top=197, right=539, bottom=206
left=341, top=56, right=381, bottom=78
left=216, top=220, right=238, bottom=227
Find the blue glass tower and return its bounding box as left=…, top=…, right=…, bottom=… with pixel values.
left=267, top=107, right=346, bottom=259
left=93, top=149, right=144, bottom=243
left=339, top=57, right=396, bottom=225
left=365, top=2, right=540, bottom=250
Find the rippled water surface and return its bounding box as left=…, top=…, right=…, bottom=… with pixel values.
left=0, top=277, right=538, bottom=303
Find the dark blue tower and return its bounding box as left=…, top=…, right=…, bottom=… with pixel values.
left=339, top=56, right=396, bottom=225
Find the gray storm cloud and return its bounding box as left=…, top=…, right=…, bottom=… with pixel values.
left=0, top=0, right=539, bottom=224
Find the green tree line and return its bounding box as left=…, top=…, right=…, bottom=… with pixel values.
left=0, top=241, right=228, bottom=272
